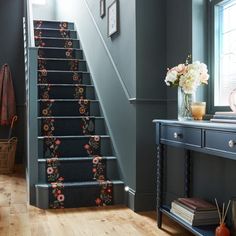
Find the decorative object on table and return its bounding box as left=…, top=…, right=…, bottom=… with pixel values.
left=215, top=199, right=231, bottom=236
left=229, top=88, right=236, bottom=112
left=100, top=0, right=105, bottom=18
left=165, top=55, right=209, bottom=121
left=191, top=102, right=206, bottom=120
left=0, top=115, right=17, bottom=174
left=107, top=0, right=119, bottom=37
left=0, top=64, right=16, bottom=126
left=210, top=111, right=236, bottom=123
left=170, top=197, right=219, bottom=226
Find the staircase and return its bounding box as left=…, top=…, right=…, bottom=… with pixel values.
left=33, top=20, right=124, bottom=209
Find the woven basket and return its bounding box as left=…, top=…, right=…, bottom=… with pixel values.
left=0, top=137, right=17, bottom=174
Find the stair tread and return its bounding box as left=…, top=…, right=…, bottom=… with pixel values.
left=38, top=84, right=93, bottom=87
left=37, top=47, right=82, bottom=51
left=38, top=70, right=89, bottom=74
left=38, top=135, right=109, bottom=138
left=34, top=20, right=74, bottom=24
left=38, top=116, right=104, bottom=119
left=38, top=58, right=85, bottom=62
left=34, top=28, right=76, bottom=32
left=35, top=37, right=79, bottom=41
left=38, top=156, right=116, bottom=162
left=36, top=180, right=123, bottom=188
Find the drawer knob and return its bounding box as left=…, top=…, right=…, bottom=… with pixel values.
left=228, top=140, right=235, bottom=148
left=173, top=132, right=180, bottom=139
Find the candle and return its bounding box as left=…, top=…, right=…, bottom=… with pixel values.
left=191, top=102, right=206, bottom=120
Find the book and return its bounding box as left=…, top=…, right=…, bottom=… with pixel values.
left=177, top=197, right=217, bottom=211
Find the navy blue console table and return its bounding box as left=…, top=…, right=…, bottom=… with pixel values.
left=153, top=120, right=236, bottom=236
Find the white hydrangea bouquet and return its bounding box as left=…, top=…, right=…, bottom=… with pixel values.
left=165, top=56, right=209, bottom=120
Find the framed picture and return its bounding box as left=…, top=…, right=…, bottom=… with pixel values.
left=107, top=0, right=119, bottom=37
left=100, top=0, right=105, bottom=18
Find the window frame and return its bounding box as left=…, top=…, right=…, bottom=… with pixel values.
left=208, top=0, right=232, bottom=113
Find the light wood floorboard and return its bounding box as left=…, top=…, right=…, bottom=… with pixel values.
left=0, top=166, right=192, bottom=236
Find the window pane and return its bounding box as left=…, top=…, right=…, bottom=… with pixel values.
left=214, top=1, right=236, bottom=106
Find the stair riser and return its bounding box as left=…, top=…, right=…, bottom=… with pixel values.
left=38, top=101, right=100, bottom=116
left=34, top=21, right=74, bottom=30
left=38, top=49, right=83, bottom=59
left=35, top=38, right=80, bottom=49
left=38, top=137, right=112, bottom=158
left=38, top=158, right=119, bottom=183
left=34, top=29, right=77, bottom=39
left=36, top=183, right=124, bottom=209
left=38, top=59, right=87, bottom=71
left=38, top=118, right=106, bottom=136
left=38, top=71, right=91, bottom=85
left=38, top=85, right=95, bottom=100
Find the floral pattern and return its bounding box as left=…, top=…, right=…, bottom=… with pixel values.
left=81, top=117, right=95, bottom=135
left=72, top=72, right=82, bottom=83
left=69, top=60, right=79, bottom=71
left=38, top=49, right=45, bottom=59
left=44, top=137, right=61, bottom=159
left=41, top=100, right=54, bottom=117
left=34, top=20, right=43, bottom=29
left=59, top=29, right=70, bottom=38
left=40, top=85, right=50, bottom=99
left=65, top=49, right=73, bottom=59
left=59, top=22, right=68, bottom=30
left=78, top=99, right=90, bottom=116
left=35, top=38, right=46, bottom=47
left=95, top=181, right=113, bottom=206
left=64, top=40, right=73, bottom=48
left=34, top=30, right=42, bottom=38
left=47, top=158, right=60, bottom=182
left=42, top=118, right=55, bottom=136
left=84, top=136, right=101, bottom=156
left=92, top=156, right=106, bottom=181
left=38, top=69, right=48, bottom=84
left=38, top=59, right=46, bottom=70
left=74, top=85, right=86, bottom=99
left=50, top=177, right=65, bottom=209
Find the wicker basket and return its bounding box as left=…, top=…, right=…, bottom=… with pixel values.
left=0, top=137, right=17, bottom=174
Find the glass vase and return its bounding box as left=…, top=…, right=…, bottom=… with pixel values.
left=178, top=87, right=195, bottom=121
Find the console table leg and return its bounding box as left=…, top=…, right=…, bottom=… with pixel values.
left=157, top=144, right=164, bottom=228
left=184, top=150, right=191, bottom=198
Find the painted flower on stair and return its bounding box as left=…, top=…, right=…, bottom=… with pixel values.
left=65, top=49, right=73, bottom=59
left=74, top=86, right=86, bottom=99
left=40, top=85, right=51, bottom=100
left=69, top=59, right=79, bottom=71
left=34, top=30, right=42, bottom=38
left=34, top=20, right=43, bottom=29
left=92, top=156, right=106, bottom=181
left=42, top=118, right=55, bottom=136
left=59, top=22, right=68, bottom=30
left=35, top=38, right=46, bottom=47
left=59, top=29, right=70, bottom=38
left=47, top=157, right=60, bottom=182
left=95, top=181, right=113, bottom=206
left=41, top=100, right=54, bottom=117
left=50, top=177, right=65, bottom=209
left=38, top=69, right=48, bottom=84
left=44, top=137, right=61, bottom=159
left=84, top=135, right=101, bottom=156
left=81, top=117, right=95, bottom=135
left=72, top=72, right=81, bottom=83
left=64, top=40, right=73, bottom=49
left=78, top=99, right=90, bottom=116
left=38, top=59, right=47, bottom=70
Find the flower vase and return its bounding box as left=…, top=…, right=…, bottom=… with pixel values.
left=178, top=87, right=195, bottom=121
left=215, top=223, right=230, bottom=236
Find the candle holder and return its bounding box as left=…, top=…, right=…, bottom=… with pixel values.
left=191, top=102, right=206, bottom=120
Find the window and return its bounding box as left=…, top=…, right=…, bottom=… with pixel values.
left=211, top=0, right=236, bottom=108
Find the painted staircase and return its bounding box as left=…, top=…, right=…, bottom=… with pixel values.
left=33, top=20, right=124, bottom=209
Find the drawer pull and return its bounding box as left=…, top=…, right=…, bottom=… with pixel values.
left=228, top=140, right=235, bottom=148
left=173, top=132, right=180, bottom=139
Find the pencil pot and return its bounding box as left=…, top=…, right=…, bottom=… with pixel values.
left=215, top=223, right=230, bottom=236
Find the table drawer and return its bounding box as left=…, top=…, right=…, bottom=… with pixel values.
left=204, top=130, right=236, bottom=153
left=161, top=125, right=201, bottom=147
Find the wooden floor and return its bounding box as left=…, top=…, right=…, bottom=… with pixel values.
left=0, top=166, right=192, bottom=236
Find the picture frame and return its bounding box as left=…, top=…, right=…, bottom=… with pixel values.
left=100, top=0, right=105, bottom=18
left=107, top=0, right=119, bottom=37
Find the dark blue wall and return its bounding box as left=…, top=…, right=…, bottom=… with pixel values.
left=0, top=0, right=25, bottom=163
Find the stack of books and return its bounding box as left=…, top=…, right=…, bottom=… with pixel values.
left=210, top=112, right=236, bottom=123
left=170, top=198, right=219, bottom=226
